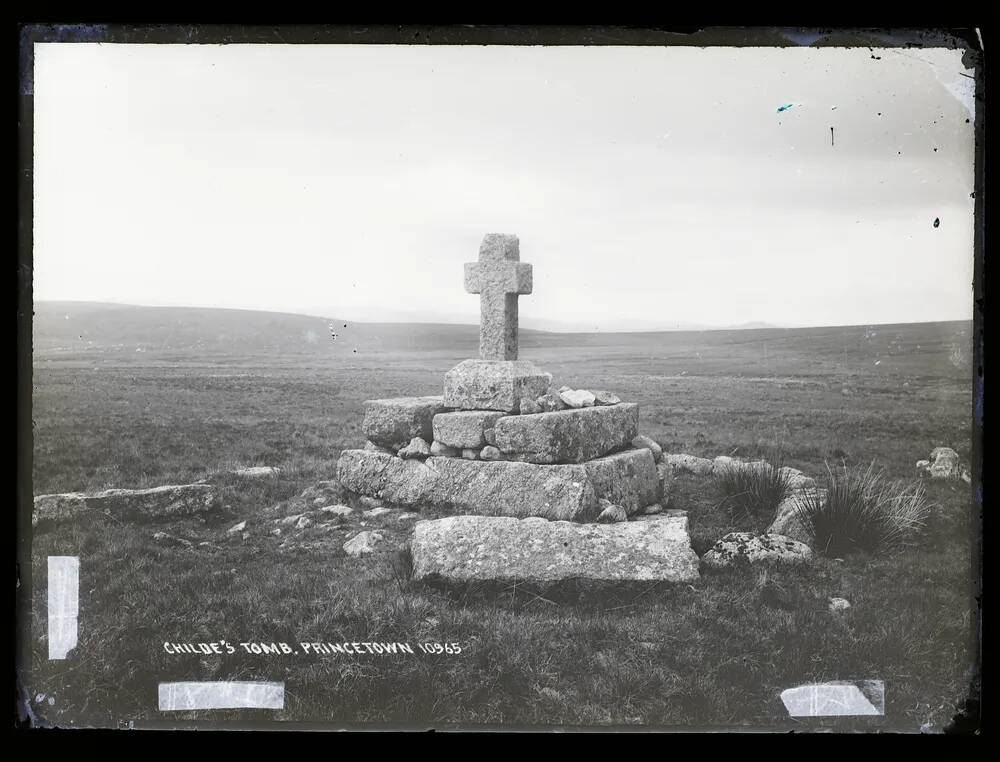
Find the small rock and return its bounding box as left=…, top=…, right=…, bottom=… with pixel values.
left=702, top=532, right=813, bottom=568
left=363, top=507, right=392, bottom=518
left=480, top=445, right=504, bottom=461
left=312, top=497, right=327, bottom=506
left=153, top=532, right=192, bottom=548
left=398, top=436, right=432, bottom=460
left=430, top=440, right=460, bottom=457
left=461, top=448, right=481, bottom=461
left=559, top=389, right=596, bottom=408
left=640, top=503, right=663, bottom=515
left=928, top=447, right=962, bottom=479
left=295, top=515, right=312, bottom=530
left=364, top=440, right=396, bottom=455
left=483, top=428, right=497, bottom=446
left=227, top=521, right=246, bottom=534
left=519, top=396, right=542, bottom=415
left=597, top=503, right=628, bottom=524
left=841, top=388, right=852, bottom=396
left=631, top=435, right=663, bottom=463
left=321, top=504, right=354, bottom=517
left=397, top=512, right=420, bottom=521
left=829, top=597, right=851, bottom=613
left=915, top=459, right=931, bottom=476
left=278, top=513, right=306, bottom=526
left=358, top=496, right=384, bottom=511
left=232, top=466, right=280, bottom=478
left=592, top=390, right=622, bottom=406
left=271, top=528, right=282, bottom=536
left=343, top=531, right=383, bottom=557
left=535, top=389, right=567, bottom=412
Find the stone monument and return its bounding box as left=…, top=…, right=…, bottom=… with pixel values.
left=336, top=234, right=699, bottom=584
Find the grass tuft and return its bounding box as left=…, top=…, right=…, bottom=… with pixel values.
left=714, top=459, right=792, bottom=528
left=794, top=461, right=933, bottom=557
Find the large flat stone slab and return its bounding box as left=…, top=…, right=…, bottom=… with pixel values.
left=33, top=484, right=221, bottom=526
left=583, top=448, right=661, bottom=515
left=432, top=410, right=506, bottom=449
left=336, top=450, right=598, bottom=521
left=362, top=396, right=448, bottom=450
left=443, top=359, right=551, bottom=413
left=493, top=403, right=639, bottom=464
left=410, top=514, right=700, bottom=584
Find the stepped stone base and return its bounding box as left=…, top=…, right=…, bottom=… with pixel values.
left=410, top=514, right=700, bottom=584
left=583, top=448, right=661, bottom=515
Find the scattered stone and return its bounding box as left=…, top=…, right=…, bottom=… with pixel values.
left=398, top=436, right=432, bottom=460
left=278, top=513, right=306, bottom=526
left=397, top=512, right=420, bottom=521
left=664, top=453, right=714, bottom=476
left=915, top=459, right=931, bottom=476
left=433, top=410, right=506, bottom=449
left=597, top=503, right=628, bottom=523
left=559, top=388, right=596, bottom=408
left=519, top=396, right=542, bottom=415
left=337, top=450, right=599, bottom=521
left=781, top=682, right=883, bottom=717
left=583, top=448, right=660, bottom=515
left=34, top=484, right=221, bottom=526
left=343, top=531, right=383, bottom=557
left=841, top=388, right=852, bottom=396
left=443, top=359, right=550, bottom=413
left=227, top=521, right=246, bottom=534
left=362, top=396, right=448, bottom=451
left=461, top=448, right=481, bottom=461
left=928, top=447, right=962, bottom=479
left=480, top=445, right=504, bottom=461
left=364, top=440, right=396, bottom=455
left=271, top=528, right=282, bottom=536
left=701, top=532, right=813, bottom=568
left=232, top=466, right=281, bottom=478
left=631, top=435, right=663, bottom=463
left=593, top=390, right=622, bottom=406
left=153, top=532, right=193, bottom=548
left=768, top=488, right=826, bottom=546
left=363, top=507, right=392, bottom=518
left=358, top=496, right=384, bottom=511
left=312, top=497, right=327, bottom=506
left=320, top=504, right=354, bottom=517
left=493, top=403, right=639, bottom=464
left=778, top=467, right=816, bottom=489
left=295, top=515, right=312, bottom=530
left=829, top=597, right=852, bottom=613
left=430, top=440, right=460, bottom=457
left=411, top=514, right=700, bottom=584
left=536, top=389, right=568, bottom=412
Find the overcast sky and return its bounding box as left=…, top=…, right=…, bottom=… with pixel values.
left=32, top=43, right=975, bottom=331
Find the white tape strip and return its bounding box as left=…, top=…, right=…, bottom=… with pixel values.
left=781, top=680, right=884, bottom=717
left=158, top=681, right=285, bottom=711
left=47, top=556, right=79, bottom=660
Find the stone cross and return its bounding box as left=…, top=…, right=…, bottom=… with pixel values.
left=464, top=234, right=533, bottom=361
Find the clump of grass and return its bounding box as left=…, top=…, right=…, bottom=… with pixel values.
left=794, top=461, right=932, bottom=556
left=388, top=544, right=415, bottom=592
left=714, top=459, right=792, bottom=528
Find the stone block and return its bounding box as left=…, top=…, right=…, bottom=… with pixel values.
left=361, top=396, right=448, bottom=450
left=443, top=359, right=551, bottom=413
left=432, top=410, right=505, bottom=449
left=583, top=448, right=660, bottom=515
left=493, top=403, right=639, bottom=464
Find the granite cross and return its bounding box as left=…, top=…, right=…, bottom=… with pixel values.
left=464, top=234, right=533, bottom=361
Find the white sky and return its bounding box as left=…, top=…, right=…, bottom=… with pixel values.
left=32, top=43, right=976, bottom=330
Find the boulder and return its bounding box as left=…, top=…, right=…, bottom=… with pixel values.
left=593, top=390, right=622, bottom=406
left=430, top=440, right=460, bottom=458
left=443, top=359, right=550, bottom=413
left=768, top=488, right=826, bottom=546
left=536, top=389, right=567, bottom=412
left=664, top=453, right=714, bottom=476
left=398, top=436, right=432, bottom=460
left=411, top=514, right=700, bottom=584
left=631, top=435, right=663, bottom=463
left=778, top=466, right=816, bottom=489
left=559, top=389, right=596, bottom=408
left=433, top=410, right=506, bottom=449
left=701, top=532, right=813, bottom=568
left=343, top=531, right=383, bottom=557
left=582, top=448, right=660, bottom=515
left=929, top=447, right=961, bottom=479
left=712, top=455, right=741, bottom=474
left=231, top=466, right=280, bottom=479
left=493, top=403, right=639, bottom=464
left=337, top=450, right=599, bottom=521
left=828, top=597, right=851, bottom=613
left=33, top=484, right=221, bottom=526
left=362, top=396, right=448, bottom=450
